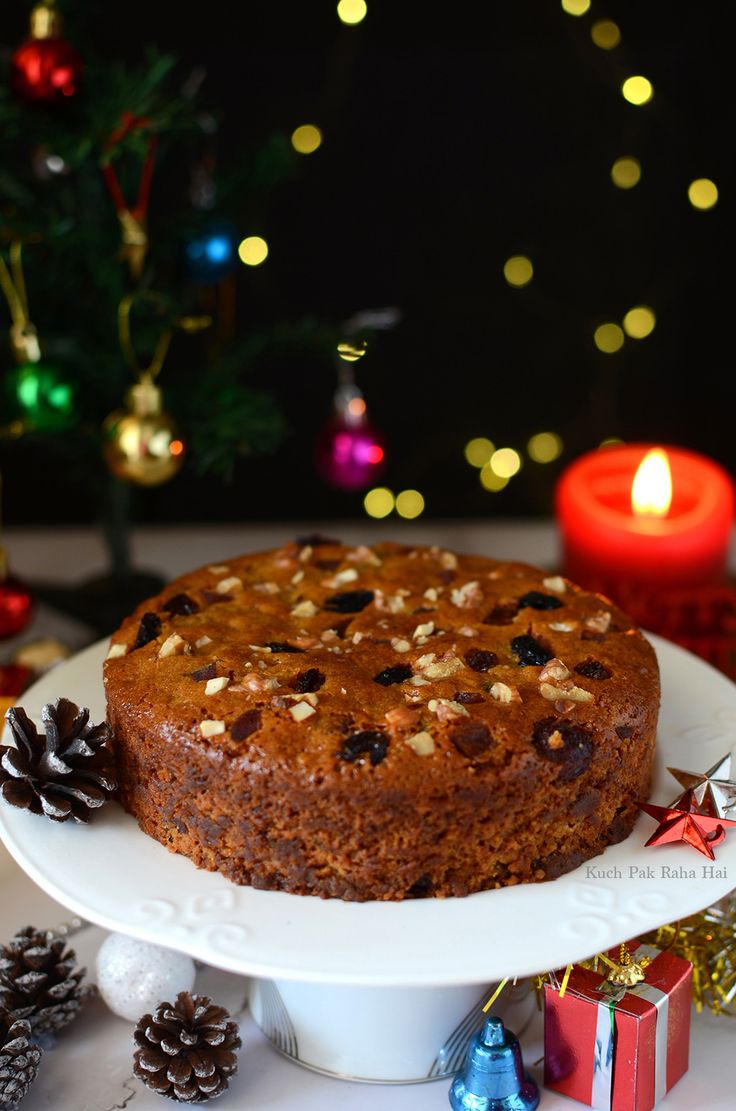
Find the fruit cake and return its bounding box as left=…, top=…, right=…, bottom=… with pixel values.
left=104, top=538, right=659, bottom=901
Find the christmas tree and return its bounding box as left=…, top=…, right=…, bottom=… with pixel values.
left=0, top=0, right=329, bottom=589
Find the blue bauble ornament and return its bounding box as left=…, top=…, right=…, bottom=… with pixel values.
left=449, top=1016, right=540, bottom=1111
left=183, top=222, right=239, bottom=284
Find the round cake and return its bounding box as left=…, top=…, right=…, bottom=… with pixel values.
left=105, top=538, right=659, bottom=901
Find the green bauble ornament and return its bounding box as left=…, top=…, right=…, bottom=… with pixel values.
left=6, top=361, right=75, bottom=431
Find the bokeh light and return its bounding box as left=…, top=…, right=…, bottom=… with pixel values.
left=688, top=178, right=718, bottom=210
left=238, top=236, right=269, bottom=266
left=528, top=431, right=563, bottom=464
left=611, top=156, right=641, bottom=189
left=561, top=0, right=590, bottom=15
left=591, top=19, right=621, bottom=49
left=464, top=437, right=495, bottom=468
left=594, top=323, right=625, bottom=353
left=337, top=0, right=367, bottom=25
left=490, top=447, right=522, bottom=478
left=291, top=124, right=323, bottom=154
left=396, top=489, right=425, bottom=519
left=622, top=76, right=654, bottom=106
left=623, top=306, right=656, bottom=339
left=337, top=341, right=367, bottom=362
left=364, top=487, right=394, bottom=518
left=503, top=255, right=533, bottom=288
left=480, top=465, right=509, bottom=492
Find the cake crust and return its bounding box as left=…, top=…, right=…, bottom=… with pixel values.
left=105, top=540, right=659, bottom=901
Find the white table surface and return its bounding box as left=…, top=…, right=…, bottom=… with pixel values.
left=3, top=520, right=736, bottom=1109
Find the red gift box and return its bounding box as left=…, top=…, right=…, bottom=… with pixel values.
left=544, top=942, right=692, bottom=1111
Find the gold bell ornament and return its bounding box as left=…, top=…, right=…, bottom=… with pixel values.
left=102, top=374, right=185, bottom=487
left=102, top=294, right=209, bottom=487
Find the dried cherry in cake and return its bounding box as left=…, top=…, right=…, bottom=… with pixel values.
left=231, top=710, right=262, bottom=741
left=451, top=720, right=494, bottom=758
left=373, top=664, right=413, bottom=686
left=203, top=590, right=233, bottom=606
left=518, top=591, right=563, bottom=611
left=511, top=635, right=553, bottom=666
left=482, top=600, right=519, bottom=625
left=464, top=648, right=498, bottom=672
left=575, top=659, right=612, bottom=680
left=290, top=668, right=325, bottom=693
left=532, top=717, right=594, bottom=781
left=339, top=731, right=389, bottom=766
left=191, top=662, right=217, bottom=682
left=163, top=593, right=199, bottom=616
left=133, top=612, right=161, bottom=650
left=323, top=590, right=375, bottom=613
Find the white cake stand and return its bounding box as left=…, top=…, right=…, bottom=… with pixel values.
left=1, top=635, right=734, bottom=1082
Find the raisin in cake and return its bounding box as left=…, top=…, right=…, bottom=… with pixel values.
left=105, top=539, right=659, bottom=901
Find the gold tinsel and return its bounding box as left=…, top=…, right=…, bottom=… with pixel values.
left=640, top=892, right=736, bottom=1016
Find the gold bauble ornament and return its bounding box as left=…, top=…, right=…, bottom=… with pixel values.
left=102, top=376, right=185, bottom=487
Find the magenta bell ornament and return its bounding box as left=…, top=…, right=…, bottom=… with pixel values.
left=315, top=339, right=387, bottom=491
left=449, top=1015, right=540, bottom=1111
left=314, top=395, right=387, bottom=491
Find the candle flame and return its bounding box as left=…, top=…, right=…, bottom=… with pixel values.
left=631, top=448, right=672, bottom=518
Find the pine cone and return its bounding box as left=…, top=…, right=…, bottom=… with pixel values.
left=0, top=926, right=93, bottom=1037
left=134, top=992, right=241, bottom=1103
left=0, top=1009, right=42, bottom=1109
left=0, top=698, right=117, bottom=822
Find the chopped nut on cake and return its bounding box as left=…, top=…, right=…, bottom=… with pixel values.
left=412, top=620, right=435, bottom=640
left=450, top=581, right=483, bottom=608
left=215, top=576, right=243, bottom=595
left=539, top=658, right=571, bottom=683
left=158, top=633, right=189, bottom=659
left=200, top=720, right=225, bottom=737
left=291, top=599, right=318, bottom=618
left=490, top=682, right=521, bottom=703
left=539, top=681, right=594, bottom=703
left=205, top=677, right=230, bottom=695
left=405, top=731, right=435, bottom=756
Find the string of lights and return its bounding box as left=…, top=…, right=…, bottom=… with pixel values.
left=435, top=0, right=721, bottom=510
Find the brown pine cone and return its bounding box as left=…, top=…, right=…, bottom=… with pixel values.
left=0, top=698, right=117, bottom=822
left=133, top=992, right=241, bottom=1103
left=0, top=926, right=93, bottom=1037
left=0, top=1009, right=42, bottom=1109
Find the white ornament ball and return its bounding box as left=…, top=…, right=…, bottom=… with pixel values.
left=96, top=933, right=196, bottom=1022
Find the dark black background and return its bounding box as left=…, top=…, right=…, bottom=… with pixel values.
left=2, top=1, right=733, bottom=523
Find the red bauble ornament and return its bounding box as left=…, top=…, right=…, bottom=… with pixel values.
left=0, top=574, right=34, bottom=640
left=314, top=387, right=387, bottom=491
left=11, top=3, right=82, bottom=104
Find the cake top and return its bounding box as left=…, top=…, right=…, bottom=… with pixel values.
left=104, top=538, right=657, bottom=788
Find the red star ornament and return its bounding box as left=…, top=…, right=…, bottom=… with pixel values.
left=641, top=789, right=736, bottom=860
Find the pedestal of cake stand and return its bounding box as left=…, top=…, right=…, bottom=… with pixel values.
left=248, top=977, right=535, bottom=1083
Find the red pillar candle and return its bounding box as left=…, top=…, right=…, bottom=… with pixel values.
left=556, top=444, right=734, bottom=595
